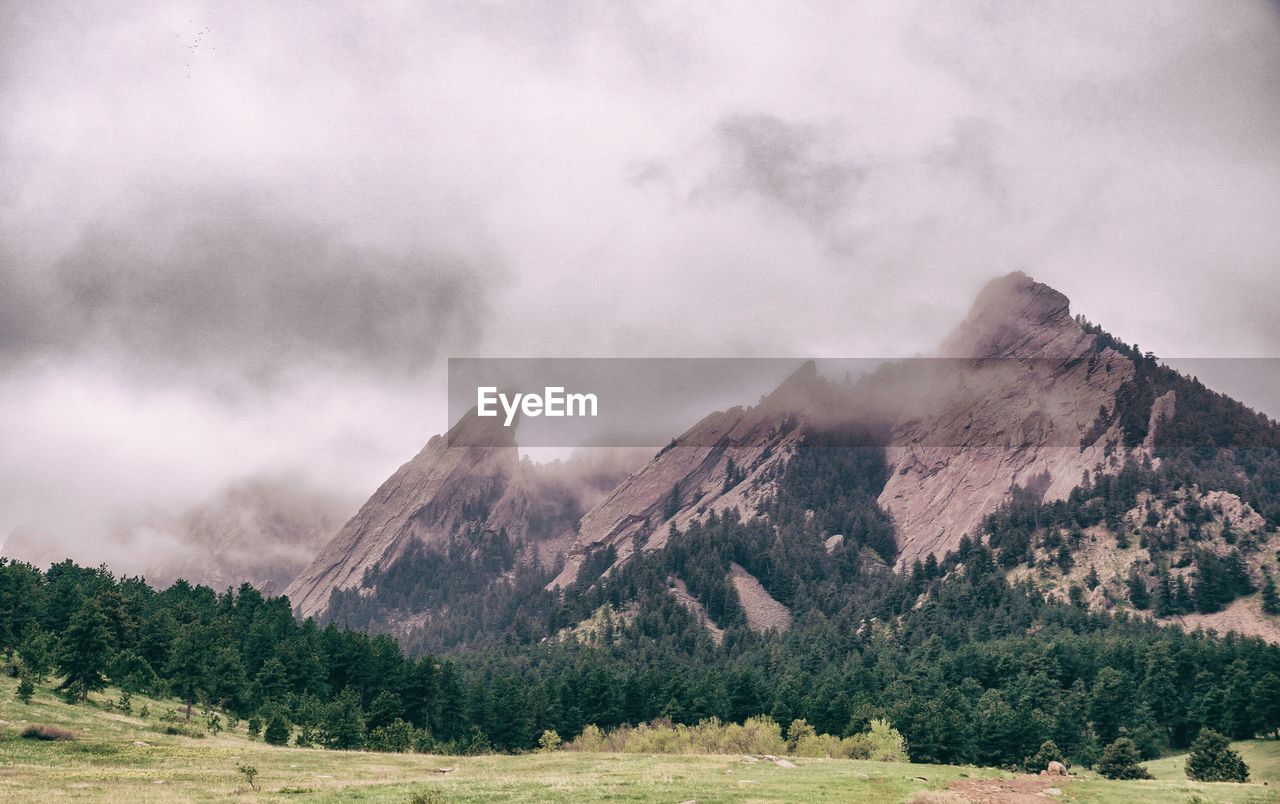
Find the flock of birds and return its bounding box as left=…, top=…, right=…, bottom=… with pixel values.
left=177, top=23, right=213, bottom=79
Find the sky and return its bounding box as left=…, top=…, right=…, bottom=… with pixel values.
left=1, top=0, right=1279, bottom=562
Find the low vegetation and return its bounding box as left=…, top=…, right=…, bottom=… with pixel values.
left=2, top=675, right=1278, bottom=802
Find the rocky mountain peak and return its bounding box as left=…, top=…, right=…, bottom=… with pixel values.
left=938, top=271, right=1093, bottom=360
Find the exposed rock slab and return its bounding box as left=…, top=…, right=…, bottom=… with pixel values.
left=729, top=562, right=792, bottom=633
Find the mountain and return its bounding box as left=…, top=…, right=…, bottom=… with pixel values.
left=287, top=271, right=1280, bottom=647
left=284, top=409, right=647, bottom=619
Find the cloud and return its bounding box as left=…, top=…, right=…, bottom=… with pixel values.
left=696, top=114, right=865, bottom=227
left=0, top=193, right=496, bottom=382
left=1, top=0, right=1278, bottom=571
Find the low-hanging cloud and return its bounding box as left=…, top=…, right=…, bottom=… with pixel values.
left=1, top=194, right=496, bottom=382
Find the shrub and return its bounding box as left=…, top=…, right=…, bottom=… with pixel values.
left=15, top=676, right=34, bottom=704
left=237, top=763, right=259, bottom=791
left=1185, top=728, right=1249, bottom=783
left=1095, top=737, right=1152, bottom=780
left=864, top=719, right=909, bottom=762
left=1025, top=739, right=1065, bottom=773
left=538, top=729, right=562, bottom=752
left=573, top=724, right=605, bottom=751
left=21, top=724, right=77, bottom=741
left=367, top=719, right=416, bottom=753
left=117, top=691, right=132, bottom=714
left=786, top=718, right=816, bottom=752
left=247, top=715, right=262, bottom=739
left=563, top=716, right=904, bottom=760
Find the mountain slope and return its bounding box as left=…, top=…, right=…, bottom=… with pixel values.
left=286, top=271, right=1280, bottom=649
left=285, top=410, right=529, bottom=617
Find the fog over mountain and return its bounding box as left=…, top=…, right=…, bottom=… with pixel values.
left=1, top=1, right=1279, bottom=573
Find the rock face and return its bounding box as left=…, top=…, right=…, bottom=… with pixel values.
left=556, top=271, right=1146, bottom=584
left=287, top=409, right=536, bottom=617
left=728, top=562, right=792, bottom=633
left=284, top=409, right=644, bottom=617
left=288, top=271, right=1181, bottom=622
left=880, top=272, right=1142, bottom=567
left=549, top=362, right=821, bottom=589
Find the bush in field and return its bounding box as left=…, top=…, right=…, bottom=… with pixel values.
left=786, top=719, right=816, bottom=752
left=21, top=724, right=77, bottom=741
left=538, top=729, right=562, bottom=752
left=367, top=719, right=416, bottom=753
left=237, top=764, right=259, bottom=791
left=1096, top=737, right=1152, bottom=780
left=1185, top=728, right=1249, bottom=783
left=564, top=715, right=907, bottom=760
left=15, top=676, right=34, bottom=703
left=573, top=724, right=605, bottom=751
left=863, top=719, right=909, bottom=762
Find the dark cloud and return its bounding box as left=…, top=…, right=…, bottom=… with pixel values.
left=696, top=114, right=865, bottom=227
left=0, top=194, right=496, bottom=381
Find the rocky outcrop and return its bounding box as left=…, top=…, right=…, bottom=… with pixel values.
left=284, top=409, right=645, bottom=617
left=549, top=363, right=821, bottom=589
left=728, top=562, right=792, bottom=633
left=287, top=409, right=540, bottom=617
left=880, top=272, right=1137, bottom=567
left=668, top=576, right=725, bottom=645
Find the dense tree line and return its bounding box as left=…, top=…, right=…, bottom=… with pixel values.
left=6, top=527, right=1280, bottom=766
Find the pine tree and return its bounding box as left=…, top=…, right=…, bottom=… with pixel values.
left=165, top=625, right=209, bottom=720
left=1185, top=728, right=1249, bottom=782
left=1249, top=674, right=1280, bottom=739
left=1154, top=571, right=1175, bottom=616
left=56, top=601, right=111, bottom=702
left=367, top=689, right=404, bottom=732
left=1127, top=566, right=1150, bottom=609
left=321, top=687, right=366, bottom=750
left=16, top=675, right=34, bottom=703
left=1262, top=573, right=1280, bottom=616
left=263, top=710, right=291, bottom=746
left=1095, top=737, right=1153, bottom=780
left=1085, top=565, right=1100, bottom=590
left=252, top=657, right=289, bottom=707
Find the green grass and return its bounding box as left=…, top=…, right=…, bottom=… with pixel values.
left=1145, top=738, right=1280, bottom=785
left=1, top=676, right=1277, bottom=802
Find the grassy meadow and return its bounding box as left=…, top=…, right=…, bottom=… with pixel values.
left=1, top=676, right=1277, bottom=802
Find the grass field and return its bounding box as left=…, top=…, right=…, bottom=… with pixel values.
left=1, top=676, right=1277, bottom=802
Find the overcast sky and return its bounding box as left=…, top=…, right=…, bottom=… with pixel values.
left=2, top=0, right=1279, bottom=557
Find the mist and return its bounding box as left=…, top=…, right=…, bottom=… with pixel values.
left=2, top=0, right=1278, bottom=571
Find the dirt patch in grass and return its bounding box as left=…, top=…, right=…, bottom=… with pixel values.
left=947, top=774, right=1064, bottom=803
